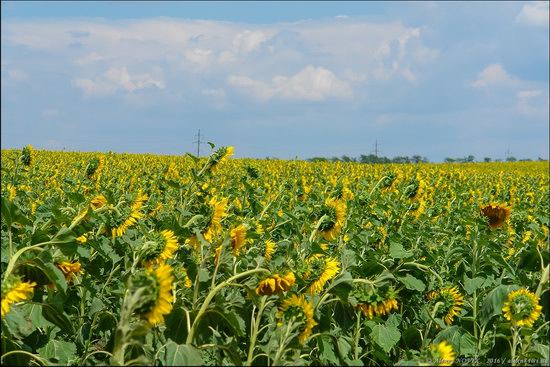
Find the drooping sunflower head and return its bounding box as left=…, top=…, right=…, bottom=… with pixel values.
left=57, top=261, right=82, bottom=282
left=502, top=288, right=543, bottom=328
left=209, top=146, right=234, bottom=173
left=20, top=144, right=34, bottom=166
left=351, top=283, right=399, bottom=319
left=140, top=230, right=180, bottom=266
left=304, top=255, right=340, bottom=294
left=204, top=197, right=228, bottom=241
left=131, top=264, right=174, bottom=326
left=256, top=272, right=296, bottom=296
left=481, top=203, right=511, bottom=229
left=90, top=195, right=108, bottom=211
left=264, top=240, right=277, bottom=261
left=427, top=286, right=464, bottom=325
left=428, top=340, right=456, bottom=366
left=317, top=198, right=346, bottom=241
left=277, top=294, right=317, bottom=344
left=230, top=224, right=247, bottom=256
left=1, top=275, right=36, bottom=318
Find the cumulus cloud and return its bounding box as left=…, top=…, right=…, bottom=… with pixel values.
left=516, top=89, right=544, bottom=115
left=228, top=64, right=353, bottom=102
left=516, top=1, right=549, bottom=27
left=232, top=30, right=268, bottom=53
left=471, top=63, right=516, bottom=89
left=73, top=67, right=164, bottom=97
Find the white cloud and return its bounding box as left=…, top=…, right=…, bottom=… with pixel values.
left=73, top=67, right=164, bottom=97
left=75, top=51, right=104, bottom=65
left=228, top=64, right=353, bottom=102
left=516, top=1, right=549, bottom=27
left=232, top=30, right=268, bottom=53
left=185, top=48, right=212, bottom=64
left=471, top=63, right=516, bottom=89
left=516, top=89, right=544, bottom=115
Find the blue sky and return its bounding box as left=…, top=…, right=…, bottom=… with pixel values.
left=1, top=1, right=549, bottom=161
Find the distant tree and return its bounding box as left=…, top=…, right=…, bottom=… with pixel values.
left=330, top=156, right=341, bottom=162
left=495, top=159, right=502, bottom=162
left=519, top=158, right=533, bottom=162
left=484, top=157, right=492, bottom=162
left=411, top=155, right=423, bottom=164
left=467, top=155, right=475, bottom=163
left=393, top=156, right=411, bottom=164
left=506, top=156, right=517, bottom=162
left=341, top=155, right=356, bottom=162
left=538, top=157, right=547, bottom=161
left=444, top=158, right=455, bottom=163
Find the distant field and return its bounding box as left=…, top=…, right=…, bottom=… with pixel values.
left=1, top=146, right=549, bottom=366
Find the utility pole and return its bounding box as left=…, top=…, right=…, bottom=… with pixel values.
left=193, top=129, right=205, bottom=157
left=505, top=149, right=511, bottom=160
left=372, top=140, right=381, bottom=158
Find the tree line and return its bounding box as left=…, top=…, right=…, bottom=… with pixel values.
left=306, top=154, right=547, bottom=164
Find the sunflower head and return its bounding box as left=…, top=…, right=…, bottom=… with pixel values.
left=131, top=264, right=174, bottom=326
left=317, top=198, right=346, bottom=241
left=1, top=275, right=36, bottom=318
left=140, top=230, right=179, bottom=266
left=57, top=261, right=82, bottom=282
left=304, top=255, right=340, bottom=294
left=20, top=144, right=34, bottom=166
left=208, top=146, right=234, bottom=173
left=256, top=272, right=296, bottom=296
left=90, top=195, right=108, bottom=211
left=277, top=294, right=317, bottom=344
left=502, top=288, right=543, bottom=328
left=428, top=340, right=456, bottom=366
left=264, top=240, right=277, bottom=261
left=427, top=286, right=464, bottom=325
left=481, top=203, right=511, bottom=229
left=230, top=224, right=247, bottom=256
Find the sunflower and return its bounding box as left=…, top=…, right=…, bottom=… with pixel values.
left=57, top=261, right=82, bottom=282
left=356, top=286, right=399, bottom=319
left=203, top=197, right=228, bottom=242
left=481, top=203, right=511, bottom=229
left=427, top=286, right=464, bottom=325
left=428, top=340, right=456, bottom=366
left=1, top=276, right=36, bottom=318
left=111, top=192, right=147, bottom=238
left=304, top=255, right=340, bottom=294
left=141, top=230, right=180, bottom=266
left=256, top=272, right=295, bottom=295
left=76, top=233, right=88, bottom=243
left=230, top=224, right=247, bottom=256
left=502, top=288, right=543, bottom=328
left=264, top=240, right=276, bottom=261
left=209, top=146, right=234, bottom=173
left=90, top=195, right=108, bottom=211
left=318, top=198, right=346, bottom=241
left=277, top=294, right=317, bottom=344
left=20, top=144, right=34, bottom=166
left=141, top=264, right=174, bottom=326
left=6, top=183, right=17, bottom=202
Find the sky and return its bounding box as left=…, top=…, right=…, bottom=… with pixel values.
left=1, top=1, right=549, bottom=161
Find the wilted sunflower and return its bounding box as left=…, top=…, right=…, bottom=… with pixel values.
left=20, top=144, right=34, bottom=166
left=481, top=203, right=511, bottom=229
left=230, top=224, right=247, bottom=256
left=57, top=261, right=82, bottom=281
left=317, top=198, right=346, bottom=241
left=141, top=230, right=179, bottom=266
left=304, top=255, right=340, bottom=294
left=428, top=340, right=456, bottom=366
left=427, top=286, right=464, bottom=325
left=134, top=264, right=174, bottom=326
left=355, top=286, right=399, bottom=319
left=256, top=272, right=295, bottom=295
left=90, top=195, right=108, bottom=211
left=1, top=276, right=36, bottom=318
left=277, top=294, right=317, bottom=344
left=502, top=288, right=543, bottom=328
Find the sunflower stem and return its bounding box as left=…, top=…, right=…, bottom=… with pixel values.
left=186, top=267, right=270, bottom=345
left=245, top=296, right=269, bottom=366
left=309, top=214, right=329, bottom=242
left=272, top=317, right=296, bottom=366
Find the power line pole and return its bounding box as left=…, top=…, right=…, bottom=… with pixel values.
left=193, top=129, right=205, bottom=157
left=372, top=140, right=381, bottom=158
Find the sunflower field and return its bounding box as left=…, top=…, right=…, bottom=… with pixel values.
left=1, top=144, right=549, bottom=366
